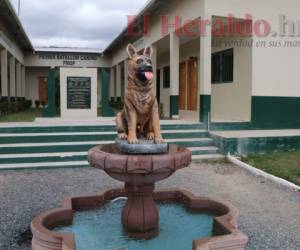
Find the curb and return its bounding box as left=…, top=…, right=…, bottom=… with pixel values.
left=227, top=153, right=300, bottom=191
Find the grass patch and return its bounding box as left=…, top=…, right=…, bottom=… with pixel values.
left=0, top=108, right=42, bottom=122
left=242, top=151, right=300, bottom=185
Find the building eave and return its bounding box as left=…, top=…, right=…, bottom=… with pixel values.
left=1, top=0, right=34, bottom=52
left=103, top=0, right=168, bottom=54
left=34, top=47, right=103, bottom=55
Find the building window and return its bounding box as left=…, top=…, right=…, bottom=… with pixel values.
left=211, top=48, right=234, bottom=84
left=163, top=66, right=170, bottom=88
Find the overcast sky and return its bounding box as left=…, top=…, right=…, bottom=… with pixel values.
left=10, top=0, right=148, bottom=50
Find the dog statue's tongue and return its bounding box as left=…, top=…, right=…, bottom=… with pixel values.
left=145, top=72, right=153, bottom=80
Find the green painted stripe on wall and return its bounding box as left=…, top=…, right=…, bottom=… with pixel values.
left=212, top=134, right=300, bottom=155
left=200, top=95, right=211, bottom=126
left=211, top=96, right=300, bottom=130
left=210, top=122, right=252, bottom=131
left=169, top=95, right=179, bottom=117
left=251, top=96, right=300, bottom=129
left=191, top=149, right=219, bottom=155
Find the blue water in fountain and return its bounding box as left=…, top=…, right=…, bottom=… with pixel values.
left=56, top=199, right=214, bottom=250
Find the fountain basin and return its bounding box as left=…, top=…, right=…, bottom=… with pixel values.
left=56, top=199, right=214, bottom=250
left=31, top=189, right=248, bottom=250
left=88, top=144, right=191, bottom=185
left=88, top=144, right=192, bottom=237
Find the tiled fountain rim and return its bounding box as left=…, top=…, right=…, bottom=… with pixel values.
left=31, top=188, right=248, bottom=250
left=87, top=144, right=192, bottom=175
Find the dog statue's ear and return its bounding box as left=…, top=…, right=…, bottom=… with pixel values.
left=127, top=44, right=137, bottom=58
left=144, top=45, right=153, bottom=58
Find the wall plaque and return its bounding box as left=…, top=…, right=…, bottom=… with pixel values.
left=67, top=77, right=91, bottom=109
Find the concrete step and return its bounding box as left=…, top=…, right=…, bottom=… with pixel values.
left=0, top=147, right=224, bottom=170
left=0, top=155, right=225, bottom=170
left=0, top=130, right=209, bottom=144
left=189, top=146, right=219, bottom=155
left=192, top=154, right=225, bottom=160
left=0, top=123, right=206, bottom=134
left=0, top=138, right=215, bottom=154
left=0, top=146, right=222, bottom=164
left=0, top=152, right=87, bottom=165
left=0, top=122, right=224, bottom=170
left=0, top=154, right=87, bottom=164
left=0, top=161, right=90, bottom=170
left=0, top=152, right=87, bottom=159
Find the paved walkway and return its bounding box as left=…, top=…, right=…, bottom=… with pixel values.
left=0, top=162, right=299, bottom=250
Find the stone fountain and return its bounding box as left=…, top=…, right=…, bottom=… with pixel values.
left=87, top=143, right=191, bottom=239
left=31, top=44, right=248, bottom=250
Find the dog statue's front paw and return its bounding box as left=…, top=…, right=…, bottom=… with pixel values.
left=147, top=132, right=155, bottom=140
left=127, top=135, right=138, bottom=144
left=154, top=136, right=164, bottom=144
left=118, top=133, right=128, bottom=140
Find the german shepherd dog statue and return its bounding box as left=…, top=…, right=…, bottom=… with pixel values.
left=116, top=44, right=163, bottom=144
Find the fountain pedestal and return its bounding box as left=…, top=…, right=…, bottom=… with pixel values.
left=88, top=143, right=191, bottom=238
left=122, top=183, right=158, bottom=238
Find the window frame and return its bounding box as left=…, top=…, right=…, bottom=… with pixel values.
left=211, top=48, right=234, bottom=84
left=163, top=65, right=170, bottom=89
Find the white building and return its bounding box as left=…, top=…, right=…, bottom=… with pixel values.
left=1, top=0, right=300, bottom=130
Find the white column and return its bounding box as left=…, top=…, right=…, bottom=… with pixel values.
left=199, top=17, right=212, bottom=96
left=113, top=66, right=117, bottom=97
left=9, top=57, right=16, bottom=99
left=169, top=31, right=180, bottom=118
left=152, top=44, right=157, bottom=94
left=198, top=15, right=212, bottom=124
left=0, top=49, right=8, bottom=98
left=16, top=62, right=22, bottom=98
left=116, top=63, right=122, bottom=98
left=124, top=60, right=128, bottom=94
left=109, top=67, right=115, bottom=99
left=170, top=31, right=179, bottom=96
left=21, top=65, right=26, bottom=98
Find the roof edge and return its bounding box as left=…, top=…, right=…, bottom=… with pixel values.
left=4, top=0, right=34, bottom=51
left=34, top=46, right=103, bottom=54
left=103, top=0, right=159, bottom=54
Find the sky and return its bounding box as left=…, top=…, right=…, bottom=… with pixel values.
left=10, top=0, right=149, bottom=51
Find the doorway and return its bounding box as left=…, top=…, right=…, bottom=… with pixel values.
left=156, top=69, right=160, bottom=103
left=187, top=58, right=198, bottom=111
left=178, top=58, right=199, bottom=121
left=38, top=77, right=48, bottom=103
left=179, top=62, right=186, bottom=110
